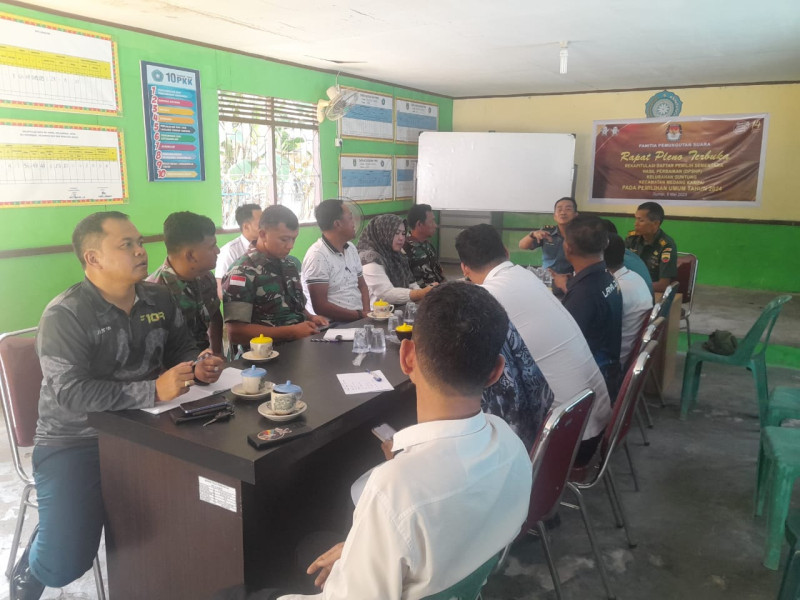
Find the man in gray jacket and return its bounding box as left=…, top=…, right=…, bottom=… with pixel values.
left=11, top=211, right=224, bottom=600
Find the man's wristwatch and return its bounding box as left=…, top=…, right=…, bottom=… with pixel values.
left=192, top=363, right=209, bottom=386
left=356, top=309, right=363, bottom=319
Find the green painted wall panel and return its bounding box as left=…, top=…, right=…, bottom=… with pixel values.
left=502, top=212, right=799, bottom=293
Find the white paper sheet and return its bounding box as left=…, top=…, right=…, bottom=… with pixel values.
left=337, top=371, right=394, bottom=395
left=140, top=367, right=242, bottom=414
left=324, top=328, right=358, bottom=341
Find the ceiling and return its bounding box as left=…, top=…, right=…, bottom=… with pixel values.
left=17, top=0, right=800, bottom=98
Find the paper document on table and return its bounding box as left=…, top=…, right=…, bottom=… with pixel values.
left=324, top=328, right=358, bottom=341
left=141, top=367, right=242, bottom=414
left=337, top=371, right=394, bottom=395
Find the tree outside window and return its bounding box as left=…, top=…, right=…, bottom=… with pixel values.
left=218, top=91, right=321, bottom=228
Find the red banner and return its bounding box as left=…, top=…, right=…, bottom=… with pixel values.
left=590, top=115, right=767, bottom=205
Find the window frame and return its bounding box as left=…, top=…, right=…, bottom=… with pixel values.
left=218, top=90, right=321, bottom=226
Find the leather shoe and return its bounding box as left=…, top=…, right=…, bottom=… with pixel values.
left=10, top=525, right=45, bottom=600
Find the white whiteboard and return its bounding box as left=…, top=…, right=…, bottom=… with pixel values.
left=417, top=132, right=576, bottom=212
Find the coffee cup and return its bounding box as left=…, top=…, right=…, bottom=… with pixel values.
left=271, top=380, right=303, bottom=415
left=395, top=323, right=413, bottom=341
left=250, top=334, right=273, bottom=358
left=241, top=366, right=266, bottom=394
left=373, top=299, right=395, bottom=317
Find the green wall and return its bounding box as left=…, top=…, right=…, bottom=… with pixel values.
left=503, top=213, right=799, bottom=293
left=0, top=3, right=451, bottom=333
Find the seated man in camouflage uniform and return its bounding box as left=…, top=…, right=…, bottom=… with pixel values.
left=404, top=203, right=444, bottom=288
left=222, top=205, right=329, bottom=346
left=147, top=211, right=223, bottom=354
left=624, top=201, right=678, bottom=293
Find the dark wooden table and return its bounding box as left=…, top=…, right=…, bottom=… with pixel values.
left=89, top=322, right=416, bottom=600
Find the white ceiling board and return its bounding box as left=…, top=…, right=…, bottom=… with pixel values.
left=13, top=0, right=800, bottom=97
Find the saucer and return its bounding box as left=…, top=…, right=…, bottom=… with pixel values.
left=258, top=400, right=307, bottom=422
left=367, top=312, right=391, bottom=321
left=232, top=381, right=273, bottom=399
left=242, top=350, right=280, bottom=362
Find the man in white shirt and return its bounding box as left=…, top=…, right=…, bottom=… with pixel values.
left=301, top=200, right=370, bottom=322
left=605, top=234, right=653, bottom=367
left=215, top=283, right=532, bottom=600
left=216, top=203, right=262, bottom=298
left=455, top=224, right=612, bottom=461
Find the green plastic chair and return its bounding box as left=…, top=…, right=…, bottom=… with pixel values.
left=766, top=387, right=800, bottom=428
left=679, top=294, right=792, bottom=423
left=777, top=509, right=800, bottom=600
left=755, top=426, right=800, bottom=569
left=421, top=551, right=501, bottom=600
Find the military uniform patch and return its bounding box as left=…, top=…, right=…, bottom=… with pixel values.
left=222, top=249, right=306, bottom=327
left=625, top=230, right=678, bottom=282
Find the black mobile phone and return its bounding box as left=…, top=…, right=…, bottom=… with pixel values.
left=316, top=321, right=339, bottom=333
left=180, top=395, right=230, bottom=416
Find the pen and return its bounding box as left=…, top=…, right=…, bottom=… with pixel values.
left=365, top=369, right=382, bottom=382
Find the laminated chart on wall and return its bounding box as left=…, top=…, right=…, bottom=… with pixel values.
left=0, top=12, right=120, bottom=114
left=0, top=120, right=127, bottom=207
left=395, top=99, right=438, bottom=144
left=340, top=88, right=394, bottom=141
left=141, top=62, right=205, bottom=182
left=394, top=156, right=417, bottom=200
left=340, top=155, right=393, bottom=202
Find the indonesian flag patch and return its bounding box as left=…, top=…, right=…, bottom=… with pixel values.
left=229, top=275, right=246, bottom=287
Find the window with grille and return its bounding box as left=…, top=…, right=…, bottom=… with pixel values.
left=218, top=91, right=321, bottom=227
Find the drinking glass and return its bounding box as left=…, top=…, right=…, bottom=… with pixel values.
left=370, top=328, right=386, bottom=353
left=404, top=302, right=417, bottom=324
left=352, top=328, right=370, bottom=353
left=387, top=315, right=400, bottom=332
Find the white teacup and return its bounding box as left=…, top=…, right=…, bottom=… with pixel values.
left=250, top=334, right=273, bottom=358
left=271, top=380, right=303, bottom=415
left=373, top=300, right=395, bottom=317
left=241, top=366, right=266, bottom=394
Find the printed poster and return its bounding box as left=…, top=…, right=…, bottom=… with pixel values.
left=396, top=99, right=438, bottom=144
left=340, top=88, right=393, bottom=141
left=340, top=155, right=393, bottom=202
left=141, top=61, right=205, bottom=182
left=394, top=156, right=417, bottom=200
left=0, top=12, right=120, bottom=114
left=0, top=120, right=127, bottom=207
left=590, top=114, right=768, bottom=207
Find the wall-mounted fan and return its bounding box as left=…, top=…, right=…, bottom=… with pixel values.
left=343, top=198, right=366, bottom=241
left=316, top=85, right=357, bottom=123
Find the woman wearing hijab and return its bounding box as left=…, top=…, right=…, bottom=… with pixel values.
left=357, top=214, right=436, bottom=306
